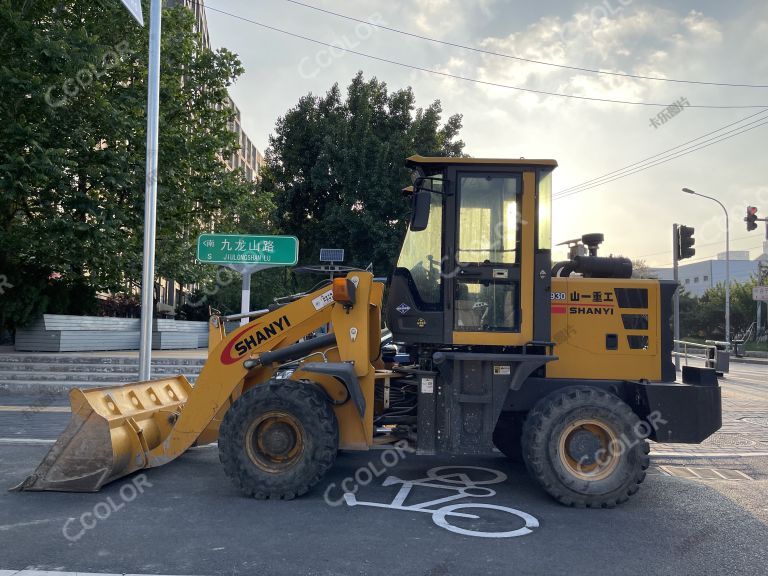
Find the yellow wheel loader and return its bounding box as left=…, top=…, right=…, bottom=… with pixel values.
left=14, top=156, right=722, bottom=507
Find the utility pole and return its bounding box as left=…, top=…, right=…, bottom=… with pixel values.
left=138, top=0, right=163, bottom=381
left=673, top=224, right=681, bottom=373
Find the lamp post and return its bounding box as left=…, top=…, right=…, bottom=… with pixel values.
left=682, top=187, right=731, bottom=346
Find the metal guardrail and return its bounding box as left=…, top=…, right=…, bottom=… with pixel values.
left=674, top=339, right=729, bottom=373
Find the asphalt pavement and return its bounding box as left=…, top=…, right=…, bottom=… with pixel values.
left=0, top=363, right=766, bottom=576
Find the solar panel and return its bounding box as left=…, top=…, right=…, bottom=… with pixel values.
left=320, top=248, right=345, bottom=263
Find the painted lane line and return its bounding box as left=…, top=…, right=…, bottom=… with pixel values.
left=0, top=571, right=200, bottom=576
left=0, top=439, right=55, bottom=445
left=0, top=519, right=55, bottom=532
left=0, top=406, right=70, bottom=413
left=652, top=451, right=768, bottom=457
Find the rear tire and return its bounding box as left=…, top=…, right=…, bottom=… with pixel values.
left=521, top=386, right=649, bottom=508
left=219, top=379, right=338, bottom=499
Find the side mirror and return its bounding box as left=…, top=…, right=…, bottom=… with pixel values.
left=410, top=185, right=431, bottom=231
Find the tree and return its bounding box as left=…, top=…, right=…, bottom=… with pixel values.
left=261, top=72, right=465, bottom=276
left=0, top=0, right=271, bottom=332
left=679, top=279, right=759, bottom=340
left=631, top=259, right=658, bottom=279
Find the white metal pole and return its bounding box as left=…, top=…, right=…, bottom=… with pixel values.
left=725, top=207, right=731, bottom=346
left=240, top=270, right=252, bottom=327
left=138, top=0, right=163, bottom=382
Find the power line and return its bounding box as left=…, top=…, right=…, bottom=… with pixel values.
left=199, top=1, right=768, bottom=109
left=635, top=235, right=762, bottom=260
left=280, top=0, right=768, bottom=89
left=650, top=245, right=763, bottom=268
left=553, top=117, right=768, bottom=199
left=555, top=109, right=768, bottom=197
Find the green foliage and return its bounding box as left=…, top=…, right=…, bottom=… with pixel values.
left=0, top=0, right=271, bottom=331
left=680, top=279, right=760, bottom=340
left=176, top=267, right=291, bottom=321
left=261, top=72, right=465, bottom=277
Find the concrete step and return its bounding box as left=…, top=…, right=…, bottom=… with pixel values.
left=0, top=370, right=200, bottom=383
left=0, top=362, right=204, bottom=374
left=0, top=354, right=207, bottom=367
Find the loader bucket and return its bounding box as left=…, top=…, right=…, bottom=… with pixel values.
left=12, top=376, right=193, bottom=492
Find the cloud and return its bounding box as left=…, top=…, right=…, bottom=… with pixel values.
left=207, top=0, right=768, bottom=264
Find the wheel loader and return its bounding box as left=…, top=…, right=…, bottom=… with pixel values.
left=14, top=156, right=722, bottom=507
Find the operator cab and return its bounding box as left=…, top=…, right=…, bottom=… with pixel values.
left=387, top=155, right=557, bottom=348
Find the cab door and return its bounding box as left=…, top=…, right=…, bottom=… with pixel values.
left=446, top=169, right=536, bottom=346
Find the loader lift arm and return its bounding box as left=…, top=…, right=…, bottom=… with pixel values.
left=14, top=273, right=383, bottom=492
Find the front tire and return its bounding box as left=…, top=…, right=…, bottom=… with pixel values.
left=219, top=379, right=338, bottom=499
left=521, top=386, right=649, bottom=508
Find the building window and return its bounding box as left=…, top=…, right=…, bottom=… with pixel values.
left=685, top=279, right=690, bottom=284
left=703, top=275, right=709, bottom=282
left=694, top=277, right=699, bottom=283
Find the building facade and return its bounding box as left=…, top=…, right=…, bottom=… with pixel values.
left=651, top=242, right=768, bottom=297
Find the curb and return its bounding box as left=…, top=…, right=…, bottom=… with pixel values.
left=730, top=356, right=768, bottom=366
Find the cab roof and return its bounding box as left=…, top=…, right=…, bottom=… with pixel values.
left=406, top=155, right=558, bottom=169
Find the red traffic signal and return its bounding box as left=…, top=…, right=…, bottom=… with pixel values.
left=746, top=206, right=758, bottom=231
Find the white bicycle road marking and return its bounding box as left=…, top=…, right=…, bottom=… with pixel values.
left=343, top=465, right=539, bottom=538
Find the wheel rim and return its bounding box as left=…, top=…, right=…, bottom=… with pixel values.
left=557, top=418, right=620, bottom=481
left=245, top=411, right=305, bottom=473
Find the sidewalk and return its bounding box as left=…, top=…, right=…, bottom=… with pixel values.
left=653, top=397, right=768, bottom=457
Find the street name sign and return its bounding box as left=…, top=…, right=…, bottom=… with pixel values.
left=119, top=0, right=144, bottom=26
left=197, top=234, right=299, bottom=266
left=753, top=285, right=768, bottom=301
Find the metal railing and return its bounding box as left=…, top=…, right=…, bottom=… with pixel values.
left=674, top=339, right=729, bottom=373
left=674, top=340, right=713, bottom=366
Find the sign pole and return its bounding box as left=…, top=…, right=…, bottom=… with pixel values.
left=138, top=0, right=162, bottom=382
left=673, top=224, right=681, bottom=373
left=240, top=269, right=253, bottom=326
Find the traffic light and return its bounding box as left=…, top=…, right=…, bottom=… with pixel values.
left=746, top=206, right=758, bottom=231
left=677, top=225, right=695, bottom=260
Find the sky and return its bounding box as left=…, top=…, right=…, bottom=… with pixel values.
left=201, top=0, right=768, bottom=266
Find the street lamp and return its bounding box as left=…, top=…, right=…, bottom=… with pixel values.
left=682, top=187, right=731, bottom=346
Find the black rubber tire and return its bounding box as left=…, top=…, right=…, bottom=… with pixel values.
left=218, top=379, right=338, bottom=499
left=521, top=386, right=649, bottom=508
left=492, top=411, right=525, bottom=462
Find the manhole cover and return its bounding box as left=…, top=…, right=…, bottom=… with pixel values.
left=700, top=433, right=757, bottom=448
left=658, top=466, right=753, bottom=481
left=738, top=417, right=768, bottom=428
